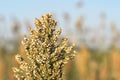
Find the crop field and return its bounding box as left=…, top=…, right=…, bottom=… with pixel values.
left=0, top=1, right=120, bottom=80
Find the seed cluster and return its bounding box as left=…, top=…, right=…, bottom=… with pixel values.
left=13, top=13, right=75, bottom=80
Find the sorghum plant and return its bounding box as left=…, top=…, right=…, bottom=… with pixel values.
left=13, top=13, right=75, bottom=80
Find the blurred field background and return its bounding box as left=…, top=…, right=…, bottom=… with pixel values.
left=1, top=0, right=120, bottom=80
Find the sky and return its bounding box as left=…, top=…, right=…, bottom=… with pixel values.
left=0, top=0, right=120, bottom=37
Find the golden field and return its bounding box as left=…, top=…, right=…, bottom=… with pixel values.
left=1, top=43, right=120, bottom=80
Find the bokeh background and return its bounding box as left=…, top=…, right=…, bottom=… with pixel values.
left=0, top=0, right=120, bottom=80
